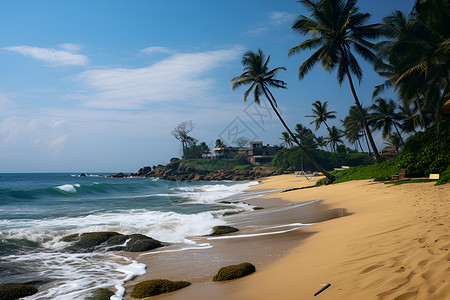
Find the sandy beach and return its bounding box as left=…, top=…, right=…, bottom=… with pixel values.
left=123, top=175, right=449, bottom=299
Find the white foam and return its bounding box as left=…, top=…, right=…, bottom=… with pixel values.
left=207, top=223, right=313, bottom=240
left=55, top=184, right=80, bottom=193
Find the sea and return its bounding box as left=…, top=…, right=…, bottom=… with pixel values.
left=0, top=173, right=270, bottom=299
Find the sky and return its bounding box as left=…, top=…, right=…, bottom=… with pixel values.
left=0, top=0, right=415, bottom=173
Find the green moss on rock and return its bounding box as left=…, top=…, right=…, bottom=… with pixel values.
left=86, top=288, right=115, bottom=300
left=61, top=232, right=163, bottom=253
left=125, top=234, right=163, bottom=252
left=213, top=262, right=256, bottom=281
left=130, top=279, right=191, bottom=298
left=0, top=284, right=38, bottom=300
left=210, top=226, right=239, bottom=236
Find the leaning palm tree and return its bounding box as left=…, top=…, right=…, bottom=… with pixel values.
left=306, top=100, right=337, bottom=131
left=280, top=131, right=293, bottom=148
left=325, top=126, right=345, bottom=154
left=369, top=98, right=404, bottom=145
left=231, top=49, right=336, bottom=182
left=289, top=0, right=382, bottom=162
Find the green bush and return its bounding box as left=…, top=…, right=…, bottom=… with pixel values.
left=396, top=125, right=450, bottom=177
left=0, top=284, right=38, bottom=300
left=130, top=279, right=190, bottom=298
left=182, top=159, right=236, bottom=171
left=233, top=164, right=253, bottom=170
left=436, top=164, right=450, bottom=185
left=213, top=262, right=256, bottom=281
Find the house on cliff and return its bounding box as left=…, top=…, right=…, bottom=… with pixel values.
left=213, top=141, right=280, bottom=166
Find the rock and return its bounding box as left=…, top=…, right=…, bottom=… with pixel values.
left=0, top=284, right=38, bottom=300
left=86, top=288, right=115, bottom=300
left=130, top=279, right=191, bottom=298
left=209, top=226, right=239, bottom=236
left=80, top=173, right=87, bottom=177
left=110, top=172, right=126, bottom=178
left=61, top=232, right=163, bottom=253
left=213, top=262, right=256, bottom=281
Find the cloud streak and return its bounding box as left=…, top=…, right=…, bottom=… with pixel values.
left=75, top=47, right=242, bottom=109
left=3, top=45, right=88, bottom=66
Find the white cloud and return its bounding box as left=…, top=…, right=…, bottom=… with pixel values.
left=59, top=43, right=83, bottom=52
left=75, top=47, right=242, bottom=109
left=269, top=11, right=296, bottom=27
left=141, top=46, right=173, bottom=54
left=3, top=45, right=88, bottom=66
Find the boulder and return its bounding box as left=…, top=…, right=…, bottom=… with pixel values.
left=86, top=288, right=115, bottom=300
left=213, top=262, right=256, bottom=281
left=130, top=279, right=191, bottom=298
left=61, top=232, right=163, bottom=253
left=209, top=226, right=239, bottom=236
left=0, top=284, right=38, bottom=300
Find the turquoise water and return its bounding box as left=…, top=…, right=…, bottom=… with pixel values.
left=0, top=173, right=261, bottom=299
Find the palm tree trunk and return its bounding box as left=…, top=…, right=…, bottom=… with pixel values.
left=357, top=138, right=364, bottom=153
left=263, top=85, right=336, bottom=182
left=346, top=72, right=381, bottom=162
left=363, top=129, right=372, bottom=156
left=393, top=123, right=405, bottom=145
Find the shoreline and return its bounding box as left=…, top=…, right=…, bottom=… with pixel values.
left=121, top=174, right=449, bottom=299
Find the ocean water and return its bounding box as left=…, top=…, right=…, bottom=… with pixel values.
left=0, top=173, right=266, bottom=299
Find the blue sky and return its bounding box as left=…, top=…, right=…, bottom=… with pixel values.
left=0, top=0, right=414, bottom=172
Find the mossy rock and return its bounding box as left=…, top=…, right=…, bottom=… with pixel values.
left=213, top=262, right=256, bottom=281
left=209, top=226, right=239, bottom=236
left=125, top=234, right=163, bottom=252
left=253, top=206, right=264, bottom=210
left=61, top=232, right=163, bottom=253
left=86, top=288, right=115, bottom=300
left=0, top=284, right=38, bottom=300
left=130, top=279, right=191, bottom=298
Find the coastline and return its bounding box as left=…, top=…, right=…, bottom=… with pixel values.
left=121, top=174, right=449, bottom=299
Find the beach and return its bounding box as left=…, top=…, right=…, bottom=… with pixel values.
left=123, top=174, right=449, bottom=299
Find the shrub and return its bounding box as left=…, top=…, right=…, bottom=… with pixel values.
left=233, top=164, right=253, bottom=171
left=0, top=284, right=38, bottom=300
left=209, top=226, right=239, bottom=236
left=213, top=262, right=256, bottom=281
left=436, top=164, right=450, bottom=185
left=130, top=279, right=190, bottom=298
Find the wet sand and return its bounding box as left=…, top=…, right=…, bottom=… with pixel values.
left=122, top=175, right=449, bottom=299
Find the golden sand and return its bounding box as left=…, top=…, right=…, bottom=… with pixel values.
left=124, top=175, right=449, bottom=299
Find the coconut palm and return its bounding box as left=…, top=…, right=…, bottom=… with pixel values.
left=289, top=0, right=382, bottom=162
left=306, top=100, right=337, bottom=131
left=325, top=126, right=345, bottom=154
left=369, top=98, right=404, bottom=145
left=384, top=133, right=403, bottom=155
left=231, top=49, right=336, bottom=182
left=280, top=131, right=293, bottom=148
left=343, top=105, right=372, bottom=155
left=294, top=123, right=317, bottom=149
left=315, top=136, right=327, bottom=150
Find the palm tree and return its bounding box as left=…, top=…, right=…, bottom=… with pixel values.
left=369, top=98, right=404, bottom=145
left=280, top=131, right=293, bottom=148
left=294, top=123, right=317, bottom=149
left=343, top=105, right=372, bottom=155
left=231, top=49, right=336, bottom=182
left=289, top=0, right=382, bottom=162
left=325, top=126, right=345, bottom=154
left=315, top=136, right=327, bottom=150
left=384, top=133, right=403, bottom=155
left=306, top=100, right=337, bottom=131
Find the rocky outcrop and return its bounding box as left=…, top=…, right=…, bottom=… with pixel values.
left=60, top=232, right=163, bottom=253
left=109, top=161, right=283, bottom=181
left=209, top=226, right=239, bottom=236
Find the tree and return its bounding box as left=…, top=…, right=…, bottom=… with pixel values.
left=234, top=136, right=250, bottom=148
left=289, top=0, right=382, bottom=162
left=315, top=136, right=327, bottom=150
left=384, top=133, right=403, bottom=155
left=325, top=126, right=345, bottom=154
left=294, top=123, right=317, bottom=149
left=215, top=139, right=226, bottom=148
left=280, top=131, right=294, bottom=148
left=231, top=48, right=336, bottom=182
left=171, top=120, right=195, bottom=158
left=306, top=100, right=337, bottom=131
left=369, top=98, right=404, bottom=144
